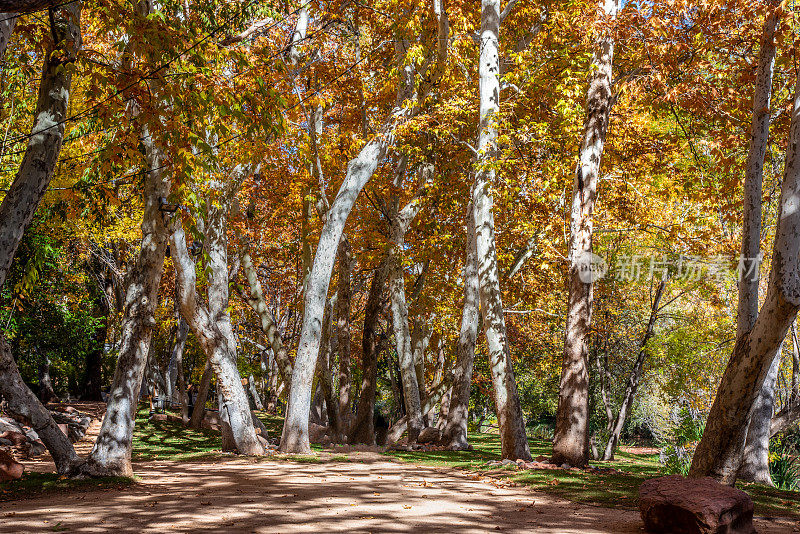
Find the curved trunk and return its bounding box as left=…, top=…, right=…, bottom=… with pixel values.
left=553, top=0, right=616, bottom=468
left=735, top=3, right=781, bottom=485
left=171, top=218, right=263, bottom=456
left=388, top=248, right=423, bottom=443
left=690, top=65, right=800, bottom=484
left=0, top=339, right=80, bottom=474
left=474, top=0, right=531, bottom=462
left=86, top=125, right=170, bottom=476
left=280, top=133, right=393, bottom=453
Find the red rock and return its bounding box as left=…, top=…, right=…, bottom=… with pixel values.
left=0, top=449, right=23, bottom=481
left=639, top=475, right=756, bottom=534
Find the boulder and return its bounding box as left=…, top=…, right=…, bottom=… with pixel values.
left=50, top=410, right=92, bottom=443
left=0, top=416, right=23, bottom=435
left=417, top=427, right=442, bottom=444
left=0, top=431, right=27, bottom=448
left=0, top=449, right=23, bottom=481
left=308, top=422, right=327, bottom=444
left=639, top=475, right=756, bottom=534
left=200, top=411, right=221, bottom=431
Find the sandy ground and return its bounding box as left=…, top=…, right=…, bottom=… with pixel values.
left=2, top=404, right=798, bottom=533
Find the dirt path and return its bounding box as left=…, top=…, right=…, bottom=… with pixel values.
left=1, top=456, right=798, bottom=533
left=4, top=405, right=798, bottom=533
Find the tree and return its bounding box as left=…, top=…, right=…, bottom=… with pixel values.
left=440, top=204, right=480, bottom=450
left=85, top=0, right=171, bottom=477
left=473, top=0, right=531, bottom=462
left=689, top=66, right=800, bottom=485
left=0, top=0, right=83, bottom=476
left=736, top=2, right=782, bottom=486
left=552, top=0, right=617, bottom=468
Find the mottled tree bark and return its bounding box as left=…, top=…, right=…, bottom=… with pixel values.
left=690, top=66, right=800, bottom=485
left=474, top=0, right=531, bottom=462
left=739, top=347, right=782, bottom=485
left=553, top=0, right=616, bottom=468
left=0, top=1, right=83, bottom=476
left=441, top=204, right=480, bottom=450
left=736, top=3, right=781, bottom=486
left=171, top=202, right=263, bottom=456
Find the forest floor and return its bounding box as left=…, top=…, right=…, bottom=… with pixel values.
left=0, top=404, right=798, bottom=533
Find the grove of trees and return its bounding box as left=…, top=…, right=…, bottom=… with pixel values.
left=1, top=0, right=799, bottom=490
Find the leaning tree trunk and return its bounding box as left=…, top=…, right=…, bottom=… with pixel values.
left=280, top=128, right=401, bottom=453
left=602, top=278, right=665, bottom=460
left=0, top=1, right=82, bottom=476
left=689, top=66, right=800, bottom=485
left=440, top=203, right=480, bottom=450
left=473, top=0, right=531, bottom=462
left=349, top=258, right=389, bottom=445
left=86, top=124, right=170, bottom=476
left=85, top=0, right=172, bottom=476
left=387, top=183, right=425, bottom=444
left=171, top=213, right=263, bottom=456
left=552, top=0, right=617, bottom=468
left=736, top=3, right=781, bottom=485
left=0, top=340, right=81, bottom=474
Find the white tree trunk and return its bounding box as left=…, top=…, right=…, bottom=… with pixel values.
left=0, top=4, right=82, bottom=475
left=736, top=3, right=781, bottom=485
left=280, top=134, right=394, bottom=453
left=387, top=178, right=426, bottom=443
left=553, top=0, right=617, bottom=468
left=441, top=203, right=480, bottom=450
left=739, top=346, right=782, bottom=485
left=474, top=0, right=531, bottom=462
left=171, top=213, right=264, bottom=456
left=690, top=65, right=800, bottom=485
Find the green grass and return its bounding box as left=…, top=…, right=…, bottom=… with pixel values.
left=0, top=472, right=134, bottom=502
left=132, top=407, right=224, bottom=461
